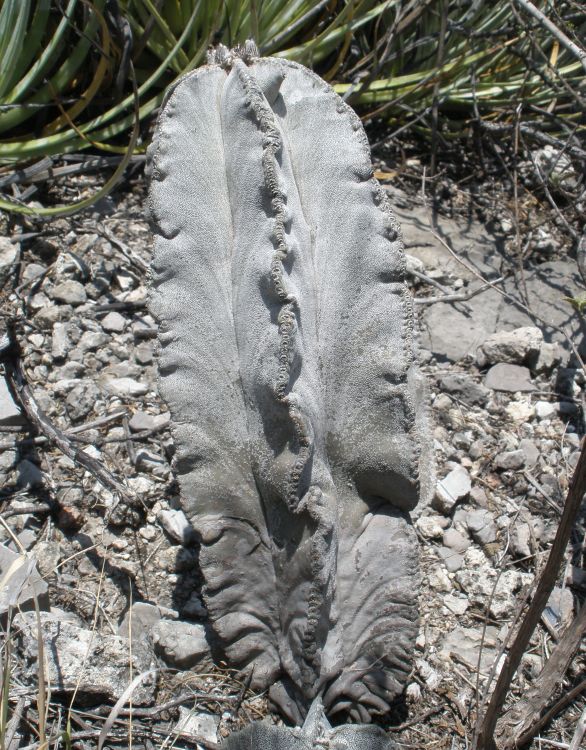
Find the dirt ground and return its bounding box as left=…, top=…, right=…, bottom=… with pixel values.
left=0, top=143, right=584, bottom=749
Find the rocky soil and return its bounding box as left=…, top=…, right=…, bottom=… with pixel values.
left=0, top=161, right=584, bottom=749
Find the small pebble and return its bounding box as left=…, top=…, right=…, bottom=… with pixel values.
left=442, top=528, right=470, bottom=554
left=485, top=363, right=535, bottom=393
left=50, top=280, right=87, bottom=306
left=135, top=343, right=154, bottom=364
left=101, top=311, right=127, bottom=333
left=129, top=411, right=156, bottom=432
left=103, top=377, right=149, bottom=398
left=466, top=509, right=497, bottom=545
left=433, top=465, right=471, bottom=514
left=535, top=400, right=556, bottom=419
left=495, top=449, right=526, bottom=471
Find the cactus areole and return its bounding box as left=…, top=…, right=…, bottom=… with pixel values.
left=147, top=41, right=432, bottom=726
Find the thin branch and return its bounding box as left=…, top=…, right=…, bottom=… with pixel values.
left=0, top=410, right=128, bottom=450
left=478, top=120, right=586, bottom=162
left=568, top=704, right=586, bottom=750
left=512, top=0, right=586, bottom=74
left=516, top=678, right=586, bottom=746
left=115, top=691, right=235, bottom=718
left=388, top=705, right=444, bottom=731
left=0, top=503, right=52, bottom=519
left=414, top=278, right=501, bottom=305
left=5, top=696, right=26, bottom=750
left=3, top=328, right=135, bottom=507
left=473, top=437, right=586, bottom=750
left=495, top=602, right=586, bottom=748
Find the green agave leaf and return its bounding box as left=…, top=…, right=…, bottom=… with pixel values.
left=0, top=0, right=583, bottom=217
left=0, top=66, right=140, bottom=218
left=0, top=0, right=33, bottom=99
left=0, top=0, right=103, bottom=134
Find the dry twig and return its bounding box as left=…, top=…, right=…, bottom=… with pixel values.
left=495, top=602, right=586, bottom=748
left=512, top=0, right=586, bottom=75
left=568, top=704, right=586, bottom=750
left=473, top=437, right=586, bottom=750
left=517, top=678, right=586, bottom=747
left=2, top=326, right=135, bottom=507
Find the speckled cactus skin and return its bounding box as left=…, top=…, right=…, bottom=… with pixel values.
left=147, top=41, right=432, bottom=724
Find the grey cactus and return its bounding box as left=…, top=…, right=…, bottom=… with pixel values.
left=222, top=696, right=395, bottom=749
left=147, top=40, right=432, bottom=727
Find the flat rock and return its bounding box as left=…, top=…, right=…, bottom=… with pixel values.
left=443, top=593, right=469, bottom=615
left=442, top=528, right=470, bottom=554
left=102, top=377, right=148, bottom=398
left=418, top=258, right=584, bottom=362
left=440, top=626, right=501, bottom=673
left=485, top=363, right=535, bottom=392
left=495, top=449, right=526, bottom=471
left=175, top=708, right=219, bottom=743
left=438, top=373, right=488, bottom=406
left=50, top=280, right=87, bottom=305
left=154, top=412, right=171, bottom=429
left=152, top=620, right=213, bottom=670
left=476, top=327, right=543, bottom=367
left=390, top=190, right=500, bottom=283
left=118, top=601, right=179, bottom=640
left=101, top=311, right=127, bottom=333
left=0, top=547, right=49, bottom=618
left=466, top=509, right=497, bottom=545
left=16, top=612, right=155, bottom=704
left=433, top=465, right=471, bottom=514
left=129, top=410, right=157, bottom=432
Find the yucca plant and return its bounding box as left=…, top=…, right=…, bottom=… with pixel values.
left=0, top=0, right=584, bottom=216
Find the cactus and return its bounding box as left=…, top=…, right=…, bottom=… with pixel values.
left=147, top=41, right=432, bottom=724
left=222, top=696, right=395, bottom=749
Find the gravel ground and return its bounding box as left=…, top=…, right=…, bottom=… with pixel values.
left=0, top=163, right=584, bottom=749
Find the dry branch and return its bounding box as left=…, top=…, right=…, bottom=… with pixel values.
left=568, top=704, right=586, bottom=750
left=495, top=602, right=586, bottom=748
left=473, top=437, right=586, bottom=750
left=517, top=678, right=586, bottom=746
left=2, top=326, right=135, bottom=508
left=512, top=0, right=586, bottom=75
